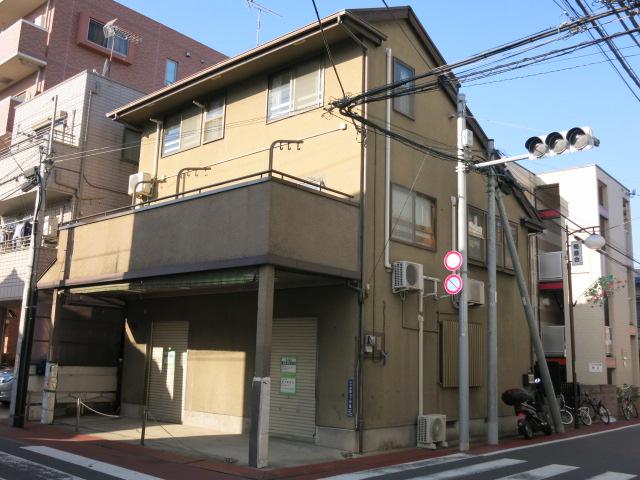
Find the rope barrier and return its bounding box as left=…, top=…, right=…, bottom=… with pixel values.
left=75, top=398, right=120, bottom=419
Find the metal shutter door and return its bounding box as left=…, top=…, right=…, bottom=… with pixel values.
left=148, top=321, right=188, bottom=423
left=270, top=318, right=317, bottom=440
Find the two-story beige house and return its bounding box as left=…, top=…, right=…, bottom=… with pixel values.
left=36, top=7, right=543, bottom=465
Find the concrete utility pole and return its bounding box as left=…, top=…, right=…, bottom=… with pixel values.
left=486, top=146, right=498, bottom=446
left=456, top=92, right=470, bottom=451
left=495, top=189, right=564, bottom=434
left=10, top=95, right=57, bottom=427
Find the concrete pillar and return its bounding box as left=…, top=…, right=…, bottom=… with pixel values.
left=249, top=265, right=275, bottom=468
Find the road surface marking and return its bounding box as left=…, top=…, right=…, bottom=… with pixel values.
left=586, top=474, right=637, bottom=480
left=495, top=464, right=579, bottom=479
left=22, top=446, right=161, bottom=480
left=0, top=450, right=84, bottom=480
left=320, top=453, right=472, bottom=479
left=410, top=458, right=526, bottom=479
left=482, top=423, right=640, bottom=457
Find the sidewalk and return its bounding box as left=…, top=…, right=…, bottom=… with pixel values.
left=0, top=417, right=638, bottom=480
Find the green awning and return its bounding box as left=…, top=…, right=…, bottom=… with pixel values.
left=68, top=268, right=258, bottom=296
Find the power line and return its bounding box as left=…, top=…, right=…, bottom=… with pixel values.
left=311, top=0, right=346, bottom=97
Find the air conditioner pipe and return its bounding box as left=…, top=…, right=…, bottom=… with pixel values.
left=384, top=48, right=392, bottom=270
left=418, top=287, right=424, bottom=418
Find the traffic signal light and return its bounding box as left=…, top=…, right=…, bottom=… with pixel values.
left=525, top=127, right=599, bottom=159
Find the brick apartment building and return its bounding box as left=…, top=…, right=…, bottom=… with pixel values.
left=0, top=0, right=226, bottom=147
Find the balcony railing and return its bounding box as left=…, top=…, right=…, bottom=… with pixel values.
left=0, top=0, right=47, bottom=29
left=0, top=234, right=30, bottom=253
left=0, top=19, right=47, bottom=93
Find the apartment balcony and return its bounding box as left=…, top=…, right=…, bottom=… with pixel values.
left=0, top=0, right=47, bottom=29
left=0, top=19, right=47, bottom=93
left=0, top=234, right=56, bottom=301
left=538, top=250, right=564, bottom=290
left=0, top=95, right=20, bottom=141
left=38, top=174, right=360, bottom=291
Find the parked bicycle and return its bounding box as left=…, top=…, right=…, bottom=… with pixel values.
left=558, top=393, right=592, bottom=426
left=618, top=384, right=638, bottom=420
left=581, top=391, right=611, bottom=424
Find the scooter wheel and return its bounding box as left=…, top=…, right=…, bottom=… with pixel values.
left=520, top=420, right=534, bottom=439
left=543, top=425, right=552, bottom=435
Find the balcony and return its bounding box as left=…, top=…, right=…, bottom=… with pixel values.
left=0, top=19, right=47, bottom=93
left=38, top=175, right=360, bottom=290
left=0, top=233, right=56, bottom=301
left=0, top=95, right=20, bottom=140
left=0, top=0, right=47, bottom=29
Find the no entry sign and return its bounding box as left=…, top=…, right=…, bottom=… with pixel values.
left=444, top=273, right=463, bottom=295
left=443, top=250, right=463, bottom=271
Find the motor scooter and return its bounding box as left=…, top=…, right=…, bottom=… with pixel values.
left=502, top=388, right=553, bottom=439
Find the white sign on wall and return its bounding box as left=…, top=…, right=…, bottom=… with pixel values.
left=589, top=362, right=603, bottom=373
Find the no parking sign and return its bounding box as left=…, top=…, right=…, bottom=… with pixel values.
left=444, top=273, right=463, bottom=295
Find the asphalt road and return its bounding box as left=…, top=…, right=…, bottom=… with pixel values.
left=0, top=435, right=162, bottom=480
left=324, top=423, right=640, bottom=480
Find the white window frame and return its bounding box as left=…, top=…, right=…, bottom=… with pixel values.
left=161, top=106, right=202, bottom=157
left=468, top=206, right=486, bottom=263
left=201, top=95, right=226, bottom=144
left=267, top=58, right=324, bottom=122
left=390, top=183, right=436, bottom=250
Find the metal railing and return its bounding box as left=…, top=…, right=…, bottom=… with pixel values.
left=66, top=169, right=355, bottom=227
left=0, top=235, right=31, bottom=253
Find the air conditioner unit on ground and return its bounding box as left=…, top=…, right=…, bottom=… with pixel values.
left=128, top=172, right=152, bottom=197
left=467, top=278, right=485, bottom=306
left=417, top=414, right=447, bottom=449
left=392, top=261, right=423, bottom=293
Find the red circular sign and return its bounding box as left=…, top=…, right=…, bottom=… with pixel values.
left=443, top=250, right=463, bottom=271
left=444, top=274, right=463, bottom=295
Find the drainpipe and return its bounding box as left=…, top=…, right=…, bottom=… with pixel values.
left=149, top=118, right=162, bottom=194
left=357, top=41, right=369, bottom=456
left=384, top=48, right=392, bottom=270
left=418, top=289, right=424, bottom=417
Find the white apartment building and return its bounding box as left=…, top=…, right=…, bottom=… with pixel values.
left=0, top=70, right=143, bottom=364
left=537, top=165, right=639, bottom=387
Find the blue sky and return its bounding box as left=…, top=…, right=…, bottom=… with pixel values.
left=120, top=0, right=640, bottom=261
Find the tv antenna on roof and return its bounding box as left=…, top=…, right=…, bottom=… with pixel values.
left=246, top=0, right=282, bottom=46
left=101, top=18, right=143, bottom=78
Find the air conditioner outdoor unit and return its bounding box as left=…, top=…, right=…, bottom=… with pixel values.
left=42, top=214, right=58, bottom=237
left=392, top=261, right=423, bottom=293
left=417, top=414, right=447, bottom=449
left=128, top=172, right=152, bottom=197
left=467, top=278, right=485, bottom=306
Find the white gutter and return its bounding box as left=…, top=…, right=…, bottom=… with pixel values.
left=149, top=118, right=162, bottom=190
left=384, top=48, right=392, bottom=270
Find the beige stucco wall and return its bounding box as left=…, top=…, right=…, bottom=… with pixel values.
left=359, top=21, right=533, bottom=441
left=136, top=40, right=363, bottom=202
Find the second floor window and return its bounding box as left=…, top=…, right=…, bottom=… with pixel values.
left=203, top=97, right=225, bottom=143
left=122, top=128, right=141, bottom=164
left=165, top=59, right=178, bottom=86
left=391, top=184, right=436, bottom=249
left=87, top=19, right=129, bottom=56
left=162, top=106, right=202, bottom=156
left=267, top=59, right=323, bottom=121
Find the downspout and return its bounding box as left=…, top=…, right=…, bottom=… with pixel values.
left=149, top=118, right=163, bottom=196
left=384, top=48, right=392, bottom=270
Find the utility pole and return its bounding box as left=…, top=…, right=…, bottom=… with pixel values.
left=495, top=189, right=564, bottom=434
left=456, top=92, right=470, bottom=452
left=9, top=95, right=57, bottom=427
left=486, top=144, right=498, bottom=446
